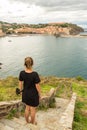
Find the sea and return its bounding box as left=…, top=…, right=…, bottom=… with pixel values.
left=0, top=32, right=87, bottom=79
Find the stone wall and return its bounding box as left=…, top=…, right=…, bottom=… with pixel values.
left=59, top=93, right=77, bottom=130
left=0, top=88, right=55, bottom=118
left=0, top=100, right=24, bottom=118
left=0, top=89, right=77, bottom=130
left=39, top=88, right=55, bottom=109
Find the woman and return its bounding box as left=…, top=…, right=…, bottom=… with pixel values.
left=19, top=57, right=41, bottom=124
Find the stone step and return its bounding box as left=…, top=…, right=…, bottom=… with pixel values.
left=36, top=98, right=69, bottom=129
left=12, top=117, right=26, bottom=125
left=13, top=117, right=40, bottom=130
left=0, top=122, right=5, bottom=130
left=2, top=125, right=15, bottom=130
left=0, top=118, right=40, bottom=130
left=0, top=118, right=20, bottom=129
left=0, top=96, right=75, bottom=130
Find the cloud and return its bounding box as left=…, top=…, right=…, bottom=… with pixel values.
left=11, top=0, right=87, bottom=10
left=0, top=0, right=45, bottom=23
left=0, top=0, right=87, bottom=25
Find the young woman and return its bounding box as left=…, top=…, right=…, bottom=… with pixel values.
left=19, top=57, right=41, bottom=124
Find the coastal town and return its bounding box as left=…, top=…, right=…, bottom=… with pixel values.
left=0, top=21, right=84, bottom=37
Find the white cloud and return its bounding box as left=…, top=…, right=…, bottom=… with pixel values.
left=0, top=0, right=87, bottom=25
left=0, top=0, right=45, bottom=23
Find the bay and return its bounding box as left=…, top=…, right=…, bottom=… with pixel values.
left=0, top=34, right=87, bottom=79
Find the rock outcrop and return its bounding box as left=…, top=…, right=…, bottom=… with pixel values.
left=0, top=21, right=84, bottom=37
left=14, top=25, right=83, bottom=36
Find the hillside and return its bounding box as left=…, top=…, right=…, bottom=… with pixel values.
left=0, top=76, right=87, bottom=130
left=0, top=21, right=84, bottom=37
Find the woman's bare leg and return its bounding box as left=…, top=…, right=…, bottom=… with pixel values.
left=30, top=107, right=36, bottom=124
left=25, top=105, right=30, bottom=123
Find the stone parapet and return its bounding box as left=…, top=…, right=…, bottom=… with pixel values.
left=0, top=88, right=55, bottom=118
left=0, top=89, right=77, bottom=130
left=59, top=93, right=77, bottom=130
left=0, top=100, right=24, bottom=118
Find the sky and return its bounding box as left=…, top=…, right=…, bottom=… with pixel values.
left=0, top=0, right=87, bottom=27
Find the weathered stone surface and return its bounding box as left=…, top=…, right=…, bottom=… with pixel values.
left=59, top=93, right=77, bottom=130
left=36, top=97, right=70, bottom=130
left=0, top=91, right=76, bottom=130
left=0, top=100, right=25, bottom=118
left=0, top=97, right=69, bottom=130
left=0, top=88, right=56, bottom=118
left=39, top=88, right=55, bottom=109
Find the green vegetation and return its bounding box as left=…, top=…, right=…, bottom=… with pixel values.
left=29, top=23, right=48, bottom=28
left=6, top=107, right=25, bottom=119
left=54, top=23, right=69, bottom=28
left=0, top=76, right=87, bottom=129
left=72, top=82, right=87, bottom=130
left=0, top=76, right=20, bottom=101
left=0, top=21, right=84, bottom=35
left=0, top=76, right=54, bottom=101
left=75, top=76, right=85, bottom=81
left=73, top=99, right=87, bottom=130
left=6, top=108, right=18, bottom=119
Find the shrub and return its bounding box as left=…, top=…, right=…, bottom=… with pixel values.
left=76, top=76, right=84, bottom=81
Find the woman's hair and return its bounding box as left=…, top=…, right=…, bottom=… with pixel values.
left=24, top=57, right=33, bottom=69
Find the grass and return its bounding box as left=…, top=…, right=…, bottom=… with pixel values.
left=0, top=76, right=21, bottom=101
left=73, top=99, right=87, bottom=130
left=72, top=83, right=87, bottom=98
left=41, top=76, right=87, bottom=130
left=0, top=76, right=87, bottom=130
left=6, top=109, right=18, bottom=119
left=41, top=84, right=55, bottom=96
left=0, top=76, right=56, bottom=101
left=72, top=80, right=87, bottom=130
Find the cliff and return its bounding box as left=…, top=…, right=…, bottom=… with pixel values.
left=13, top=23, right=84, bottom=36
left=0, top=21, right=84, bottom=37
left=14, top=26, right=70, bottom=35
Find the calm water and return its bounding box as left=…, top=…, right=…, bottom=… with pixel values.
left=0, top=34, right=87, bottom=79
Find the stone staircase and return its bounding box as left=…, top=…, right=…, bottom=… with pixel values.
left=0, top=93, right=76, bottom=130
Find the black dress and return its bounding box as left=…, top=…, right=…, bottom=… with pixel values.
left=19, top=71, right=40, bottom=107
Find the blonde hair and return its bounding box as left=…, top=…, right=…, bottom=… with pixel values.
left=24, top=57, right=33, bottom=69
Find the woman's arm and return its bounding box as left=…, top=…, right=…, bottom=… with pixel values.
left=35, top=83, right=41, bottom=97
left=19, top=81, right=23, bottom=91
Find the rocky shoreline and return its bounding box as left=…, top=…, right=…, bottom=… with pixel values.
left=0, top=22, right=84, bottom=38
left=0, top=31, right=86, bottom=39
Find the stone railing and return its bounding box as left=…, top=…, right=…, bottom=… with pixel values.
left=59, top=93, right=77, bottom=130
left=0, top=88, right=55, bottom=118
left=0, top=100, right=23, bottom=118
left=39, top=88, right=55, bottom=109
left=0, top=88, right=77, bottom=130
left=0, top=88, right=76, bottom=130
